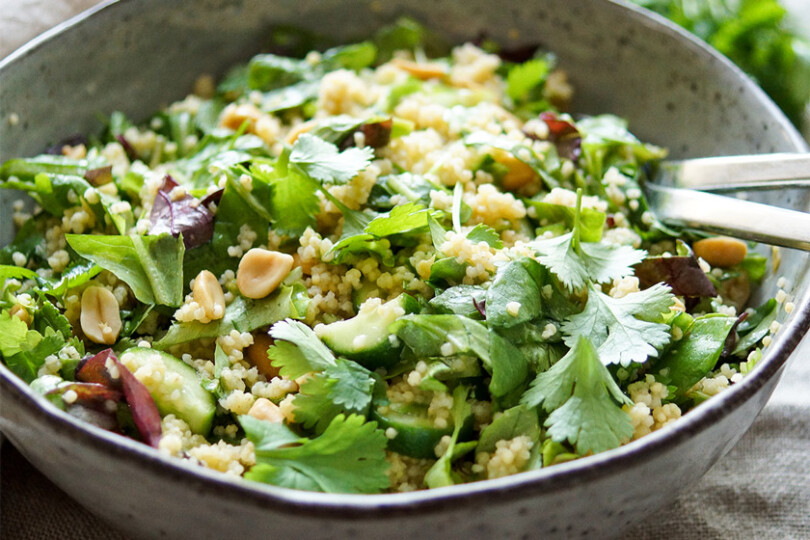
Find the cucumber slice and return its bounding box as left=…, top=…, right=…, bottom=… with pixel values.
left=119, top=347, right=216, bottom=435
left=352, top=280, right=381, bottom=311
left=316, top=293, right=419, bottom=369
left=371, top=400, right=473, bottom=459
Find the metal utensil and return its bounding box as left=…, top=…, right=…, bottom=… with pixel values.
left=657, top=153, right=810, bottom=191
left=645, top=153, right=810, bottom=251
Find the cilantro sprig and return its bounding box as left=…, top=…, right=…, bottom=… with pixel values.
left=561, top=282, right=674, bottom=366
left=241, top=413, right=389, bottom=494
left=521, top=336, right=633, bottom=455
left=531, top=190, right=645, bottom=291
left=268, top=319, right=376, bottom=431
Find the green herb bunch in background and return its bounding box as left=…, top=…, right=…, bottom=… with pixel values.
left=632, top=0, right=810, bottom=129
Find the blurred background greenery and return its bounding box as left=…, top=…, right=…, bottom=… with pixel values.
left=630, top=0, right=810, bottom=134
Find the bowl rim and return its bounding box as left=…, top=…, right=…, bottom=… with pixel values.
left=1, top=0, right=809, bottom=520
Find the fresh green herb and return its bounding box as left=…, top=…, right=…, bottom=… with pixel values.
left=521, top=336, right=633, bottom=455
left=631, top=0, right=810, bottom=128
left=268, top=320, right=376, bottom=431
left=531, top=192, right=645, bottom=291
left=66, top=233, right=185, bottom=307
left=241, top=413, right=389, bottom=494
left=561, top=283, right=674, bottom=366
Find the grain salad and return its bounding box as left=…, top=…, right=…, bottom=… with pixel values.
left=0, top=19, right=783, bottom=494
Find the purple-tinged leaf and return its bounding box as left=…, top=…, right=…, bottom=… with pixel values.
left=149, top=175, right=215, bottom=249
left=634, top=256, right=717, bottom=298
left=200, top=188, right=224, bottom=209
left=75, top=348, right=163, bottom=448
left=115, top=134, right=139, bottom=161
left=722, top=312, right=747, bottom=358
left=46, top=381, right=123, bottom=404
left=45, top=134, right=89, bottom=155
left=338, top=119, right=393, bottom=151
left=540, top=112, right=578, bottom=139
left=76, top=348, right=119, bottom=387
left=473, top=297, right=487, bottom=319
left=361, top=119, right=393, bottom=148
left=84, top=165, right=113, bottom=186
left=538, top=112, right=581, bottom=161
left=115, top=355, right=163, bottom=448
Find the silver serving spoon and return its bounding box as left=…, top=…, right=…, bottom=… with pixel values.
left=644, top=153, right=810, bottom=251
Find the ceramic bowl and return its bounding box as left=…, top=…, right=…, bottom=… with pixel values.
left=2, top=1, right=809, bottom=539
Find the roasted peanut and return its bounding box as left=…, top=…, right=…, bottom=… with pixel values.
left=9, top=304, right=31, bottom=327
left=192, top=270, right=226, bottom=321
left=248, top=398, right=285, bottom=423
left=220, top=103, right=261, bottom=131
left=693, top=236, right=747, bottom=268
left=284, top=120, right=317, bottom=145
left=80, top=286, right=122, bottom=345
left=62, top=144, right=87, bottom=160
left=391, top=58, right=447, bottom=80
left=237, top=248, right=294, bottom=299
left=245, top=333, right=279, bottom=378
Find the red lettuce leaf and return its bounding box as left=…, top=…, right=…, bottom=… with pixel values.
left=46, top=381, right=123, bottom=404
left=76, top=349, right=163, bottom=448
left=538, top=112, right=581, bottom=161
left=338, top=119, right=393, bottom=151
left=149, top=175, right=215, bottom=249
left=634, top=256, right=717, bottom=298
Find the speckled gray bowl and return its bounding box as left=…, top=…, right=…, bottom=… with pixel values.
left=2, top=1, right=809, bottom=539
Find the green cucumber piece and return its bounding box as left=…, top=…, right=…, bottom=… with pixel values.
left=371, top=400, right=473, bottom=459
left=119, top=347, right=216, bottom=435
left=316, top=293, right=419, bottom=369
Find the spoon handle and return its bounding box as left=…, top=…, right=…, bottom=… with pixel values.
left=643, top=183, right=810, bottom=251
left=660, top=153, right=810, bottom=191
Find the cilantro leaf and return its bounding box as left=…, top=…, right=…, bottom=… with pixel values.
left=531, top=192, right=645, bottom=293
left=293, top=359, right=376, bottom=432
left=327, top=201, right=436, bottom=264
left=290, top=134, right=374, bottom=184
left=393, top=314, right=530, bottom=397
left=268, top=319, right=336, bottom=374
left=524, top=199, right=605, bottom=243
left=521, top=336, right=632, bottom=455
left=241, top=413, right=389, bottom=494
left=532, top=232, right=645, bottom=292
left=0, top=310, right=30, bottom=357
left=561, top=283, right=674, bottom=366
left=268, top=319, right=376, bottom=430
left=364, top=202, right=434, bottom=237
left=465, top=223, right=502, bottom=248
left=271, top=168, right=321, bottom=236
left=250, top=162, right=319, bottom=238
left=0, top=311, right=68, bottom=383
left=506, top=58, right=550, bottom=102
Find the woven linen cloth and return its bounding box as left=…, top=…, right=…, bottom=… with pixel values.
left=1, top=2, right=809, bottom=539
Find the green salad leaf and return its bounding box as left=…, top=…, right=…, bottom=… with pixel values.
left=66, top=233, right=185, bottom=307
left=268, top=319, right=376, bottom=431
left=521, top=336, right=633, bottom=455
left=289, top=134, right=374, bottom=184
left=561, top=283, right=674, bottom=366
left=241, top=413, right=389, bottom=494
